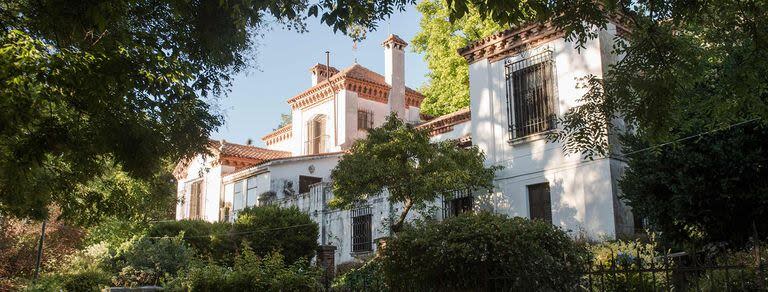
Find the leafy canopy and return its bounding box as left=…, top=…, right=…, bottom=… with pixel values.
left=620, top=123, right=768, bottom=248
left=412, top=0, right=501, bottom=116
left=0, top=0, right=417, bottom=223
left=330, top=113, right=498, bottom=232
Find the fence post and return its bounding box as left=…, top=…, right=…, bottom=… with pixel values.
left=317, top=245, right=337, bottom=290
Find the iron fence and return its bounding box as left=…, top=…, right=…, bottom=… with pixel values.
left=329, top=248, right=766, bottom=292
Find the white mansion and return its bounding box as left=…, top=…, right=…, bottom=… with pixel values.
left=174, top=24, right=635, bottom=266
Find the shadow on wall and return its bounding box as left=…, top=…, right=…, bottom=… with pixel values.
left=550, top=177, right=581, bottom=236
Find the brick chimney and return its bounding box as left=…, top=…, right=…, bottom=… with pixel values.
left=309, top=63, right=339, bottom=86
left=382, top=34, right=408, bottom=119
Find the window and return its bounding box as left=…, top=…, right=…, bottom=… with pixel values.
left=306, top=115, right=327, bottom=154
left=233, top=181, right=244, bottom=211
left=298, top=175, right=322, bottom=194
left=357, top=110, right=374, bottom=130
left=351, top=207, right=373, bottom=253
left=505, top=51, right=557, bottom=139
left=527, top=183, right=552, bottom=223
left=189, top=181, right=203, bottom=219
left=246, top=177, right=258, bottom=207
left=443, top=189, right=474, bottom=218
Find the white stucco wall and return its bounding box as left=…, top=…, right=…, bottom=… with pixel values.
left=467, top=28, right=627, bottom=239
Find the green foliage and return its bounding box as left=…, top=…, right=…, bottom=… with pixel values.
left=588, top=237, right=668, bottom=291
left=148, top=219, right=235, bottom=263
left=61, top=270, right=112, bottom=292
left=412, top=0, right=501, bottom=116
left=380, top=212, right=590, bottom=290
left=108, top=235, right=194, bottom=287
left=620, top=124, right=768, bottom=247
left=234, top=205, right=319, bottom=264
left=169, top=245, right=322, bottom=291
left=25, top=269, right=111, bottom=292
left=330, top=113, right=499, bottom=232
left=275, top=112, right=292, bottom=130
left=332, top=259, right=388, bottom=291
left=695, top=243, right=768, bottom=290
left=84, top=218, right=150, bottom=247
left=148, top=206, right=318, bottom=264
left=0, top=0, right=416, bottom=224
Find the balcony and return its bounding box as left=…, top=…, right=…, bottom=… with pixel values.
left=304, top=134, right=329, bottom=155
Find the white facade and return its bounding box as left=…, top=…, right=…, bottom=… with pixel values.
left=464, top=22, right=632, bottom=238
left=174, top=29, right=634, bottom=267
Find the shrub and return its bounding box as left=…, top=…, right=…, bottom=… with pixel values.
left=694, top=243, right=768, bottom=290
left=234, top=205, right=319, bottom=263
left=84, top=218, right=149, bottom=247
left=170, top=245, right=322, bottom=291
left=25, top=269, right=110, bottom=292
left=109, top=235, right=194, bottom=287
left=381, top=212, right=590, bottom=291
left=61, top=269, right=111, bottom=292
left=332, top=259, right=387, bottom=291
left=588, top=237, right=668, bottom=290
left=147, top=219, right=234, bottom=262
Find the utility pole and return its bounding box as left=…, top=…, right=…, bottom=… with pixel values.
left=33, top=220, right=46, bottom=281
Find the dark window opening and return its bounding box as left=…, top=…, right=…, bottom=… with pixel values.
left=299, top=175, right=322, bottom=194
left=528, top=183, right=552, bottom=224
left=351, top=207, right=373, bottom=253
left=505, top=51, right=557, bottom=139
left=443, top=189, right=474, bottom=219
left=358, top=110, right=374, bottom=131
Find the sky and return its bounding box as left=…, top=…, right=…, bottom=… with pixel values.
left=211, top=5, right=428, bottom=147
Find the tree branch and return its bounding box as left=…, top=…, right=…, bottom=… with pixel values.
left=390, top=197, right=414, bottom=233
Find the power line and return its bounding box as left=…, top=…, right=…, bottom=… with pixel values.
left=145, top=222, right=317, bottom=239
left=620, top=118, right=761, bottom=157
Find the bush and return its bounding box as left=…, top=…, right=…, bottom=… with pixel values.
left=381, top=212, right=590, bottom=291
left=234, top=205, right=319, bottom=263
left=25, top=269, right=111, bottom=292
left=332, top=259, right=387, bottom=291
left=84, top=218, right=149, bottom=247
left=147, top=206, right=319, bottom=265
left=170, top=244, right=322, bottom=291
left=61, top=270, right=111, bottom=292
left=694, top=243, right=768, bottom=290
left=588, top=237, right=667, bottom=290
left=148, top=219, right=234, bottom=262
left=109, top=234, right=194, bottom=287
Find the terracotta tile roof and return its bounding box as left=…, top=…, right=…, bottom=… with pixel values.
left=286, top=63, right=424, bottom=110
left=416, top=108, right=471, bottom=136
left=382, top=34, right=408, bottom=47
left=211, top=140, right=291, bottom=161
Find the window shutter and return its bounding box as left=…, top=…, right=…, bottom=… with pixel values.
left=528, top=183, right=552, bottom=224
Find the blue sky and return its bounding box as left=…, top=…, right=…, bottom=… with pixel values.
left=211, top=5, right=427, bottom=147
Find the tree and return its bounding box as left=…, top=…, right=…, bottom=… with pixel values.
left=411, top=0, right=500, bottom=116
left=0, top=0, right=417, bottom=223
left=330, top=113, right=498, bottom=232
left=619, top=123, right=768, bottom=248
left=275, top=112, right=292, bottom=130
left=381, top=213, right=589, bottom=290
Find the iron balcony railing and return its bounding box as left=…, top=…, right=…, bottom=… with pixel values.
left=304, top=134, right=330, bottom=155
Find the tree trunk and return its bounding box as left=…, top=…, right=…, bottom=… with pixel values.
left=390, top=198, right=414, bottom=233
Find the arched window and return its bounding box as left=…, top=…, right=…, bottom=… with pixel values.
left=306, top=115, right=326, bottom=154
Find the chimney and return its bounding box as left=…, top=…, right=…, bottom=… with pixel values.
left=310, top=63, right=339, bottom=86
left=382, top=34, right=408, bottom=119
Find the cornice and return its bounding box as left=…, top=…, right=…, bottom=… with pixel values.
left=416, top=108, right=471, bottom=136
left=262, top=124, right=293, bottom=146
